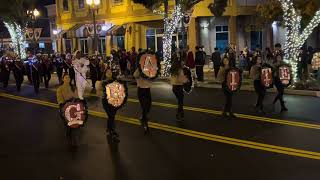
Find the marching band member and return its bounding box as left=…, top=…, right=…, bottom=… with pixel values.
left=218, top=57, right=236, bottom=118
left=27, top=52, right=41, bottom=94
left=273, top=54, right=288, bottom=112
left=72, top=50, right=89, bottom=100
left=170, top=54, right=188, bottom=121
left=250, top=56, right=266, bottom=114
left=134, top=68, right=152, bottom=133
left=56, top=73, right=79, bottom=142
left=55, top=53, right=64, bottom=85
left=41, top=54, right=53, bottom=88
left=89, top=56, right=99, bottom=90
left=12, top=57, right=24, bottom=91
left=96, top=66, right=121, bottom=143
left=0, top=52, right=12, bottom=88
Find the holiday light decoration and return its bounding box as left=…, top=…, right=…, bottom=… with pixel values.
left=3, top=21, right=27, bottom=59
left=278, top=0, right=320, bottom=83
left=162, top=5, right=183, bottom=76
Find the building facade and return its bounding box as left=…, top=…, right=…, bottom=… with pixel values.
left=55, top=0, right=320, bottom=56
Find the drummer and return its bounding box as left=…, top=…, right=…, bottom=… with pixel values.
left=56, top=73, right=79, bottom=138
left=96, top=66, right=121, bottom=143
left=170, top=53, right=188, bottom=121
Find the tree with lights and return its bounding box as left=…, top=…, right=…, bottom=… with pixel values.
left=256, top=0, right=320, bottom=83
left=0, top=0, right=36, bottom=59
left=133, top=0, right=202, bottom=76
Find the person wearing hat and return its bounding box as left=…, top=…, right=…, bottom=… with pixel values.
left=27, top=51, right=42, bottom=93
left=72, top=50, right=89, bottom=100
left=12, top=56, right=24, bottom=91
left=55, top=53, right=64, bottom=85
left=0, top=52, right=13, bottom=88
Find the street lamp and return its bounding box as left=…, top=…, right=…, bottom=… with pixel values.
left=86, top=0, right=100, bottom=54
left=27, top=8, right=40, bottom=54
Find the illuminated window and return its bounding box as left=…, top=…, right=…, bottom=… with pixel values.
left=216, top=25, right=228, bottom=52
left=78, top=0, right=84, bottom=9
left=112, top=0, right=123, bottom=5
left=39, top=42, right=45, bottom=49
left=63, top=0, right=69, bottom=11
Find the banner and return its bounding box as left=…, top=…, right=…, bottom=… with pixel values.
left=225, top=68, right=242, bottom=93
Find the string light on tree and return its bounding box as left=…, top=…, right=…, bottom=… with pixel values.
left=3, top=22, right=27, bottom=59
left=163, top=5, right=183, bottom=76
left=278, top=0, right=320, bottom=83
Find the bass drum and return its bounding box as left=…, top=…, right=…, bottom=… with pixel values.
left=60, top=98, right=88, bottom=129
left=138, top=53, right=160, bottom=80
left=183, top=66, right=193, bottom=94
left=261, top=64, right=274, bottom=89
left=225, top=68, right=242, bottom=93
left=278, top=64, right=292, bottom=87
left=103, top=80, right=128, bottom=110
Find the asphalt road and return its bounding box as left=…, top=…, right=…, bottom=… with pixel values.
left=0, top=78, right=320, bottom=180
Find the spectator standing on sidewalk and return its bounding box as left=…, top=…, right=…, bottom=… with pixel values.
left=211, top=47, right=221, bottom=79
left=195, top=46, right=205, bottom=81
left=186, top=46, right=197, bottom=86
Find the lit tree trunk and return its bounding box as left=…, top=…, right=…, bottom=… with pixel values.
left=162, top=5, right=183, bottom=76
left=3, top=21, right=27, bottom=59
left=278, top=0, right=320, bottom=83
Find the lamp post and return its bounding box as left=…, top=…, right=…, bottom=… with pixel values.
left=27, top=8, right=40, bottom=54
left=86, top=0, right=100, bottom=55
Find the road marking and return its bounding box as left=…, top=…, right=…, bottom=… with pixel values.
left=59, top=87, right=320, bottom=130
left=1, top=92, right=320, bottom=160
left=6, top=83, right=320, bottom=130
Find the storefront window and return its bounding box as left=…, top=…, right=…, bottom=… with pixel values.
left=112, top=0, right=123, bottom=5
left=117, top=36, right=125, bottom=50
left=250, top=31, right=262, bottom=50
left=216, top=25, right=229, bottom=52
left=78, top=0, right=84, bottom=9
left=63, top=0, right=69, bottom=11
left=98, top=38, right=106, bottom=54
left=80, top=39, right=88, bottom=54
left=65, top=39, right=72, bottom=53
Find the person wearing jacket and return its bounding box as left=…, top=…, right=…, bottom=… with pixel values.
left=273, top=55, right=288, bottom=112
left=212, top=47, right=221, bottom=78
left=96, top=66, right=121, bottom=142
left=134, top=68, right=153, bottom=133
left=72, top=50, right=90, bottom=100
left=250, top=56, right=265, bottom=114
left=56, top=74, right=79, bottom=141
left=186, top=46, right=197, bottom=86
left=218, top=57, right=236, bottom=118
left=195, top=46, right=205, bottom=81
left=170, top=54, right=188, bottom=121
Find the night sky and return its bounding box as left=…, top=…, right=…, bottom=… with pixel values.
left=0, top=0, right=56, bottom=38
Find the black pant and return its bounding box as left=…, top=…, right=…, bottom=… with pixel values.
left=43, top=71, right=51, bottom=88
left=172, top=85, right=184, bottom=116
left=214, top=65, right=220, bottom=78
left=56, top=67, right=63, bottom=84
left=196, top=66, right=204, bottom=81
left=222, top=85, right=233, bottom=113
left=138, top=88, right=152, bottom=123
left=69, top=68, right=76, bottom=86
left=1, top=70, right=10, bottom=88
left=91, top=73, right=97, bottom=89
left=254, top=80, right=266, bottom=110
left=273, top=78, right=286, bottom=108
left=13, top=70, right=23, bottom=91
left=102, top=101, right=118, bottom=131
left=32, top=71, right=40, bottom=93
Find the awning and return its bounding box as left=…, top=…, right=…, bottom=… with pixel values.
left=68, top=24, right=83, bottom=32
left=106, top=25, right=126, bottom=36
